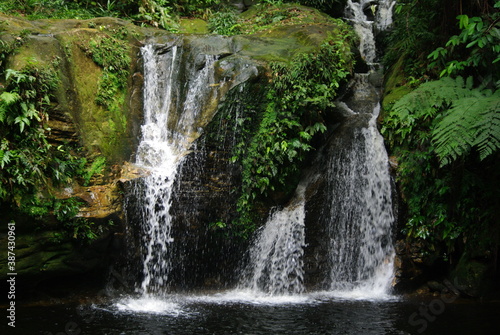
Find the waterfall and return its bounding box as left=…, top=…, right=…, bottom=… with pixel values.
left=324, top=103, right=395, bottom=296
left=240, top=188, right=307, bottom=296
left=131, top=43, right=217, bottom=295
left=346, top=0, right=395, bottom=66
left=322, top=0, right=395, bottom=296
left=239, top=0, right=395, bottom=298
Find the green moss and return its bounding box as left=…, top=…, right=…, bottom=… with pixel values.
left=238, top=3, right=334, bottom=35
left=382, top=55, right=414, bottom=115
left=179, top=18, right=209, bottom=34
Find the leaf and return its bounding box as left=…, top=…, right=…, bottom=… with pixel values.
left=471, top=91, right=500, bottom=160
left=432, top=87, right=500, bottom=165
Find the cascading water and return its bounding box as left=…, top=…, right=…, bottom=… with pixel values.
left=345, top=0, right=396, bottom=65
left=240, top=188, right=307, bottom=296
left=240, top=0, right=395, bottom=299
left=130, top=43, right=217, bottom=296
left=324, top=103, right=395, bottom=297
left=323, top=0, right=395, bottom=297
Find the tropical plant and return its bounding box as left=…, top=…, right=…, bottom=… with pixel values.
left=383, top=74, right=499, bottom=255
left=0, top=64, right=84, bottom=207
left=208, top=8, right=240, bottom=35
left=385, top=76, right=500, bottom=166
left=428, top=0, right=500, bottom=83
left=232, top=28, right=355, bottom=234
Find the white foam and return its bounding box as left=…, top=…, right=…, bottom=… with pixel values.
left=311, top=289, right=399, bottom=302
left=185, top=289, right=313, bottom=305
left=115, top=296, right=184, bottom=315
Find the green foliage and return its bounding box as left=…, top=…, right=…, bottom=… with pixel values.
left=82, top=156, right=107, bottom=186
left=64, top=217, right=98, bottom=242
left=54, top=198, right=83, bottom=221
left=383, top=0, right=443, bottom=79
left=87, top=33, right=130, bottom=107
left=0, top=62, right=106, bottom=243
left=134, top=0, right=180, bottom=31
left=432, top=87, right=500, bottom=165
left=80, top=29, right=131, bottom=152
left=295, top=0, right=346, bottom=16
left=428, top=1, right=500, bottom=84
left=0, top=0, right=96, bottom=19
left=0, top=65, right=69, bottom=201
left=208, top=9, right=240, bottom=35
left=237, top=2, right=341, bottom=35
left=384, top=75, right=500, bottom=167
left=383, top=75, right=499, bottom=254
left=232, top=29, right=355, bottom=234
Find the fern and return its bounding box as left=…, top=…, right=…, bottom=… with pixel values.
left=433, top=90, right=500, bottom=164
left=385, top=76, right=500, bottom=166
left=384, top=76, right=473, bottom=145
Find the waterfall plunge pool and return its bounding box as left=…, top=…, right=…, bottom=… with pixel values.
left=8, top=293, right=500, bottom=334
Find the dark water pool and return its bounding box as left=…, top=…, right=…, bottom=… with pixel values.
left=4, top=292, right=500, bottom=335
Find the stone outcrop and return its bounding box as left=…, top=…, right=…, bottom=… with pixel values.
left=1, top=8, right=352, bottom=293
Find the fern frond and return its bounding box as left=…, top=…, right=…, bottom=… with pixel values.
left=432, top=96, right=479, bottom=165
left=472, top=91, right=500, bottom=161
left=388, top=76, right=499, bottom=166
left=432, top=89, right=500, bottom=166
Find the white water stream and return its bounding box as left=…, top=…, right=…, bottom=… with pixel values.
left=240, top=0, right=396, bottom=300
left=240, top=189, right=307, bottom=296
left=132, top=44, right=217, bottom=296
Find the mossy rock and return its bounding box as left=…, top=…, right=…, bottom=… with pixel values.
left=179, top=18, right=209, bottom=34
left=238, top=3, right=335, bottom=35
left=450, top=253, right=494, bottom=297
left=1, top=15, right=147, bottom=163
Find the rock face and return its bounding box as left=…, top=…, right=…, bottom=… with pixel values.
left=0, top=16, right=147, bottom=292
left=1, top=9, right=353, bottom=293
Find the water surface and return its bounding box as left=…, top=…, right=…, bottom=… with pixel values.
left=9, top=293, right=500, bottom=334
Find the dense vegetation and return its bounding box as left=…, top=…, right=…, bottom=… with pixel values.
left=382, top=0, right=499, bottom=264
left=0, top=0, right=347, bottom=30
left=0, top=57, right=101, bottom=241
left=1, top=0, right=352, bottom=240
left=232, top=25, right=356, bottom=234
left=0, top=22, right=121, bottom=242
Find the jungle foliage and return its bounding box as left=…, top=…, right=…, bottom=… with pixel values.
left=232, top=26, right=356, bottom=234
left=383, top=0, right=500, bottom=258
left=0, top=0, right=347, bottom=31
left=0, top=59, right=110, bottom=242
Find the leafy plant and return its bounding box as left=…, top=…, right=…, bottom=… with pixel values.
left=385, top=75, right=500, bottom=167
left=54, top=198, right=83, bottom=221
left=0, top=61, right=103, bottom=242
left=65, top=217, right=98, bottom=242
left=428, top=1, right=500, bottom=83
left=0, top=65, right=60, bottom=201
left=134, top=0, right=180, bottom=31
left=232, top=29, right=355, bottom=234
left=382, top=75, right=499, bottom=255
left=208, top=9, right=241, bottom=35
left=82, top=156, right=107, bottom=185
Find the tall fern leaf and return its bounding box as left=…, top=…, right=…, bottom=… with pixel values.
left=387, top=76, right=499, bottom=166
left=472, top=91, right=500, bottom=161
left=432, top=96, right=481, bottom=165
left=432, top=88, right=500, bottom=165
